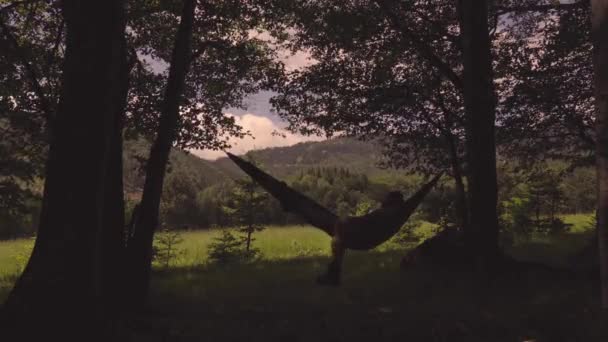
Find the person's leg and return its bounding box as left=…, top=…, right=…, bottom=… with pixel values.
left=317, top=223, right=346, bottom=286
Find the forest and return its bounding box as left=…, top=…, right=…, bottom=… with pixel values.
left=1, top=0, right=608, bottom=341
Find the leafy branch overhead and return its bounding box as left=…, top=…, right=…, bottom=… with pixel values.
left=126, top=0, right=286, bottom=152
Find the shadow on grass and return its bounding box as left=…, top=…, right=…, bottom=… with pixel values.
left=506, top=231, right=595, bottom=268
left=0, top=274, right=19, bottom=304
left=126, top=248, right=607, bottom=342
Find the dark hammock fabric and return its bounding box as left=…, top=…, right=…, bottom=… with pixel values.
left=226, top=152, right=337, bottom=235
left=226, top=152, right=441, bottom=249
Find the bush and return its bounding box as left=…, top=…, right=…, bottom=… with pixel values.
left=207, top=229, right=259, bottom=265
left=152, top=228, right=184, bottom=268
left=503, top=195, right=534, bottom=231
left=534, top=217, right=572, bottom=235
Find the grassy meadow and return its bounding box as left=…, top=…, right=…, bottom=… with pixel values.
left=1, top=214, right=607, bottom=341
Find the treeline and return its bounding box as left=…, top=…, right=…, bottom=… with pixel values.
left=1, top=151, right=595, bottom=241
left=159, top=166, right=379, bottom=229
left=155, top=162, right=596, bottom=232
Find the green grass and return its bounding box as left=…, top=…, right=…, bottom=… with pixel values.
left=0, top=237, right=34, bottom=300
left=563, top=213, right=595, bottom=233
left=0, top=216, right=594, bottom=299
left=2, top=216, right=607, bottom=341
left=504, top=213, right=596, bottom=267
left=172, top=222, right=442, bottom=266
left=174, top=226, right=332, bottom=267
left=0, top=237, right=33, bottom=277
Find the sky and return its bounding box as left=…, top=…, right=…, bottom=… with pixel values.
left=191, top=40, right=323, bottom=160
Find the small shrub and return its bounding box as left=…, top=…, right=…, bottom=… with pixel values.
left=502, top=196, right=534, bottom=235
left=534, top=217, right=572, bottom=235
left=207, top=229, right=259, bottom=265
left=153, top=228, right=184, bottom=269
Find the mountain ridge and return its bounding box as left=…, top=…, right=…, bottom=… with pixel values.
left=123, top=137, right=391, bottom=197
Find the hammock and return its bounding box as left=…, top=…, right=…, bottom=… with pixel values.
left=226, top=152, right=442, bottom=250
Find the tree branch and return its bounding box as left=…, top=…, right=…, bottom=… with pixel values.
left=189, top=40, right=232, bottom=63
left=374, top=0, right=464, bottom=92
left=0, top=0, right=42, bottom=14
left=0, top=15, right=54, bottom=123
left=495, top=0, right=590, bottom=16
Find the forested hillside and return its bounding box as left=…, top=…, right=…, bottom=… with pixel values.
left=212, top=138, right=390, bottom=179
left=120, top=137, right=596, bottom=234
left=123, top=137, right=399, bottom=195
left=0, top=135, right=596, bottom=240
left=123, top=137, right=413, bottom=230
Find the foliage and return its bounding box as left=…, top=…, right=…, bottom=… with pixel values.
left=291, top=166, right=376, bottom=217
left=125, top=0, right=284, bottom=152
left=498, top=4, right=594, bottom=167
left=208, top=171, right=269, bottom=264
left=0, top=1, right=58, bottom=238
left=501, top=192, right=535, bottom=241
left=354, top=198, right=376, bottom=216
left=0, top=136, right=598, bottom=240
left=560, top=166, right=596, bottom=214
left=222, top=175, right=268, bottom=251
left=500, top=170, right=573, bottom=243
left=270, top=0, right=465, bottom=177
left=153, top=228, right=185, bottom=269
left=207, top=228, right=259, bottom=265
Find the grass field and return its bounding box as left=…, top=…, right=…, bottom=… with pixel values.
left=1, top=214, right=606, bottom=341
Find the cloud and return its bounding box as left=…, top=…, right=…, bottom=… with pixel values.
left=280, top=49, right=316, bottom=71
left=248, top=29, right=316, bottom=71
left=191, top=113, right=324, bottom=160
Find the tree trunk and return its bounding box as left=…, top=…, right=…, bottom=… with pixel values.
left=458, top=0, right=500, bottom=268
left=126, top=0, right=196, bottom=309
left=536, top=195, right=541, bottom=227
left=2, top=0, right=127, bottom=339
left=591, top=0, right=608, bottom=310
left=444, top=129, right=469, bottom=230
left=246, top=227, right=253, bottom=252
left=100, top=45, right=130, bottom=318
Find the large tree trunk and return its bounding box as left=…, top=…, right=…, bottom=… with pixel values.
left=126, top=0, right=196, bottom=309
left=592, top=0, right=608, bottom=310
left=458, top=0, right=500, bottom=268
left=100, top=50, right=130, bottom=317
left=1, top=0, right=127, bottom=339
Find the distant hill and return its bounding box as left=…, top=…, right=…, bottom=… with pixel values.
left=212, top=138, right=390, bottom=179
left=123, top=137, right=396, bottom=197
left=123, top=139, right=230, bottom=197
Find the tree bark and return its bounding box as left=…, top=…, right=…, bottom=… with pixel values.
left=100, top=44, right=130, bottom=317
left=444, top=129, right=469, bottom=230
left=1, top=0, right=127, bottom=339
left=591, top=0, right=608, bottom=310
left=458, top=0, right=500, bottom=267
left=126, top=0, right=196, bottom=309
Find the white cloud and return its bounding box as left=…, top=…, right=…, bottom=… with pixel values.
left=281, top=49, right=315, bottom=71
left=191, top=113, right=324, bottom=160
left=248, top=29, right=316, bottom=71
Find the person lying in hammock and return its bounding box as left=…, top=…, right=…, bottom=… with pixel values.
left=226, top=152, right=442, bottom=286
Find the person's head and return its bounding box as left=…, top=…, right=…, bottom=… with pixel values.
left=381, top=191, right=404, bottom=208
